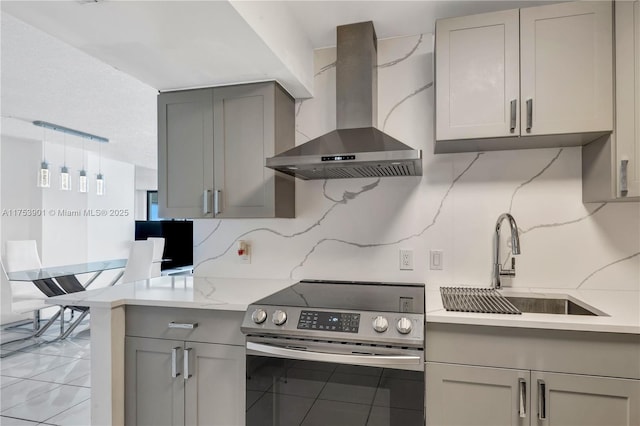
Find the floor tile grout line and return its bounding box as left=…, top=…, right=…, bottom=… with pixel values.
left=0, top=381, right=67, bottom=413
left=9, top=376, right=91, bottom=389
left=40, top=395, right=91, bottom=425
left=1, top=386, right=91, bottom=423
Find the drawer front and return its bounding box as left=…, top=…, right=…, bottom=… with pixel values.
left=125, top=306, right=245, bottom=346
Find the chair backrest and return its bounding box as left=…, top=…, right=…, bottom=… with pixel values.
left=4, top=240, right=47, bottom=301
left=4, top=240, right=42, bottom=272
left=120, top=240, right=154, bottom=284
left=147, top=237, right=165, bottom=278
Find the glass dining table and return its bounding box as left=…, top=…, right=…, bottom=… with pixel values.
left=7, top=258, right=128, bottom=297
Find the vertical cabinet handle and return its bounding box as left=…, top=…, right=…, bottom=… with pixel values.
left=171, top=347, right=181, bottom=378
left=620, top=159, right=629, bottom=196
left=510, top=99, right=517, bottom=133
left=203, top=190, right=212, bottom=216
left=184, top=347, right=193, bottom=380
left=214, top=190, right=222, bottom=215
left=518, top=378, right=527, bottom=418
left=537, top=379, right=546, bottom=420
left=526, top=99, right=533, bottom=133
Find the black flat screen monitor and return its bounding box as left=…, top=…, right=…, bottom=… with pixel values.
left=134, top=220, right=193, bottom=270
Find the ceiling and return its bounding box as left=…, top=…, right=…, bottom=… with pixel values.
left=1, top=0, right=561, bottom=171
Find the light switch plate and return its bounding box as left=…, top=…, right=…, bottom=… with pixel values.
left=430, top=250, right=443, bottom=270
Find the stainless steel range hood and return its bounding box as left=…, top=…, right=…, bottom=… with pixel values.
left=266, top=21, right=422, bottom=180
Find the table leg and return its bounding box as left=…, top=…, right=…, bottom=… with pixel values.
left=83, top=270, right=104, bottom=289
left=55, top=275, right=87, bottom=294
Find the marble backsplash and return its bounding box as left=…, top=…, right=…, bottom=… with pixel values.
left=194, top=34, right=640, bottom=291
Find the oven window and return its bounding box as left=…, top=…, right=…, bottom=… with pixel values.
left=246, top=355, right=424, bottom=426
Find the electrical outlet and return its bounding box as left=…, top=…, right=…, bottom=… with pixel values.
left=430, top=250, right=443, bottom=270
left=399, top=249, right=413, bottom=270
left=237, top=240, right=251, bottom=264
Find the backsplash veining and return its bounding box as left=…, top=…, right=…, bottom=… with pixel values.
left=194, top=34, right=640, bottom=291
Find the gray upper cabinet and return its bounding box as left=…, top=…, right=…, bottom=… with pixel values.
left=583, top=0, right=640, bottom=202
left=158, top=89, right=214, bottom=219
left=158, top=82, right=295, bottom=219
left=435, top=1, right=614, bottom=153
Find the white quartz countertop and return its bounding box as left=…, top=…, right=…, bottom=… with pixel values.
left=426, top=284, right=640, bottom=334
left=46, top=276, right=295, bottom=311
left=47, top=277, right=639, bottom=334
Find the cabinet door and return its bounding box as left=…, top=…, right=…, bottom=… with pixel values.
left=184, top=342, right=245, bottom=426
left=158, top=89, right=214, bottom=218
left=532, top=371, right=640, bottom=426
left=520, top=1, right=613, bottom=136
left=426, top=362, right=530, bottom=426
left=616, top=0, right=640, bottom=198
left=125, top=336, right=185, bottom=426
left=435, top=9, right=520, bottom=141
left=213, top=83, right=277, bottom=218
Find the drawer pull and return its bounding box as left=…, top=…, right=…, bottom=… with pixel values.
left=168, top=322, right=199, bottom=330
left=526, top=99, right=533, bottom=132
left=184, top=347, right=193, bottom=380
left=519, top=378, right=527, bottom=418
left=171, top=347, right=181, bottom=378
left=538, top=379, right=546, bottom=420
left=620, top=159, right=629, bottom=196
left=510, top=99, right=517, bottom=133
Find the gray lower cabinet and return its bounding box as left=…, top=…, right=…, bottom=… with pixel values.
left=532, top=371, right=640, bottom=426
left=426, top=363, right=530, bottom=426
left=125, top=336, right=245, bottom=426
left=426, top=363, right=640, bottom=426
left=124, top=307, right=247, bottom=426
left=158, top=81, right=295, bottom=219
left=125, top=336, right=185, bottom=426
left=426, top=323, right=640, bottom=426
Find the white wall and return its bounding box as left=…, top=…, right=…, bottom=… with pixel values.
left=134, top=165, right=157, bottom=220
left=193, top=34, right=640, bottom=292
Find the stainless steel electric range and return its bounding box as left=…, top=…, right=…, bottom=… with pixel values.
left=241, top=279, right=425, bottom=426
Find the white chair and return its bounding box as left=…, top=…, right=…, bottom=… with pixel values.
left=147, top=237, right=165, bottom=278
left=3, top=240, right=62, bottom=331
left=2, top=241, right=65, bottom=354
left=110, top=240, right=154, bottom=285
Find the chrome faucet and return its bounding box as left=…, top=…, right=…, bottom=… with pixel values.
left=492, top=213, right=521, bottom=289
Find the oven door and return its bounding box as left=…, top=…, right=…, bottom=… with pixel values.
left=245, top=338, right=425, bottom=426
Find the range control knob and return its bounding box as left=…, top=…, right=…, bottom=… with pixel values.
left=396, top=317, right=413, bottom=335
left=251, top=309, right=267, bottom=324
left=272, top=310, right=287, bottom=326
left=372, top=316, right=389, bottom=333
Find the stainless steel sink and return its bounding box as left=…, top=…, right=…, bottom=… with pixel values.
left=503, top=295, right=605, bottom=316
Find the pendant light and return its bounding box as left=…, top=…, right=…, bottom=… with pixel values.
left=78, top=139, right=88, bottom=193
left=96, top=143, right=105, bottom=196
left=60, top=133, right=72, bottom=191
left=37, top=128, right=51, bottom=188
left=31, top=121, right=109, bottom=193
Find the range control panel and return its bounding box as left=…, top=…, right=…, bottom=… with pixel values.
left=297, top=311, right=360, bottom=333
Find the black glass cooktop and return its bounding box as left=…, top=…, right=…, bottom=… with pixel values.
left=254, top=279, right=425, bottom=314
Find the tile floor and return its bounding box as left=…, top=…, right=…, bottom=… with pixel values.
left=0, top=318, right=91, bottom=426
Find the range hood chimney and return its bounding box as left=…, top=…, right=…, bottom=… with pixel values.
left=266, top=21, right=422, bottom=180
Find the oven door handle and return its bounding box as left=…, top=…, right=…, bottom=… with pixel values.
left=246, top=342, right=421, bottom=366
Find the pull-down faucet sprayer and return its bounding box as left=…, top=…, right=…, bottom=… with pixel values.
left=492, top=213, right=521, bottom=289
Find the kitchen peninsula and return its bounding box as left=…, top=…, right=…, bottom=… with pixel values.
left=48, top=276, right=294, bottom=426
